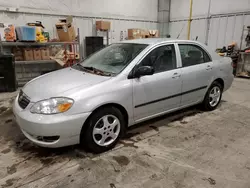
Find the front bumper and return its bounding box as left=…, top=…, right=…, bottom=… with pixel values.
left=13, top=96, right=91, bottom=148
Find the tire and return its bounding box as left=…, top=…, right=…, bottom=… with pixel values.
left=202, top=81, right=223, bottom=111
left=81, top=106, right=126, bottom=153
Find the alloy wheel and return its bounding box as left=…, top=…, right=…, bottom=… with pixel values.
left=209, top=86, right=221, bottom=107
left=92, top=115, right=121, bottom=146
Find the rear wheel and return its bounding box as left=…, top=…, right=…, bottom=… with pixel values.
left=81, top=106, right=125, bottom=153
left=202, top=81, right=223, bottom=111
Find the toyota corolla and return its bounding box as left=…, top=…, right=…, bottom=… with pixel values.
left=13, top=38, right=234, bottom=153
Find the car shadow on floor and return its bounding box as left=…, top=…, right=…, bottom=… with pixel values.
left=1, top=101, right=228, bottom=160
left=123, top=105, right=203, bottom=139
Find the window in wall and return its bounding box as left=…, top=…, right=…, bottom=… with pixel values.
left=178, top=44, right=211, bottom=67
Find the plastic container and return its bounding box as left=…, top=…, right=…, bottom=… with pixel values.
left=16, top=26, right=36, bottom=41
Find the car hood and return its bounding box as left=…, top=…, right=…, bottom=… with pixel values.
left=23, top=68, right=111, bottom=101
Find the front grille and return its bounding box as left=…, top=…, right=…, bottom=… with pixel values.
left=18, top=90, right=30, bottom=109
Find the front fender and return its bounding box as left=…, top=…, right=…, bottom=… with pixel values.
left=65, top=78, right=134, bottom=125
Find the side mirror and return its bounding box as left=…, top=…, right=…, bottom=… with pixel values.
left=134, top=66, right=154, bottom=78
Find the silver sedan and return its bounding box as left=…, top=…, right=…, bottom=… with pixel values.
left=13, top=38, right=234, bottom=153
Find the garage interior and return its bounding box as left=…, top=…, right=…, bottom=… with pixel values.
left=0, top=0, right=250, bottom=187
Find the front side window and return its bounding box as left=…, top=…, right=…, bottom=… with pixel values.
left=140, top=44, right=177, bottom=73
left=178, top=44, right=211, bottom=67
left=78, top=43, right=148, bottom=75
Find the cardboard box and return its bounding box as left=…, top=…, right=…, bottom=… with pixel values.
left=50, top=49, right=66, bottom=67
left=13, top=48, right=23, bottom=56
left=56, top=24, right=75, bottom=42
left=56, top=16, right=76, bottom=42
left=141, top=30, right=149, bottom=38
left=13, top=48, right=24, bottom=61
left=96, top=21, right=111, bottom=30
left=148, top=30, right=159, bottom=38
left=15, top=56, right=24, bottom=61
left=127, top=29, right=159, bottom=39
left=24, top=49, right=34, bottom=61
left=33, top=48, right=42, bottom=60
left=128, top=29, right=145, bottom=39
left=128, top=36, right=142, bottom=40
left=40, top=48, right=50, bottom=60
left=49, top=46, right=62, bottom=57
left=128, top=29, right=141, bottom=37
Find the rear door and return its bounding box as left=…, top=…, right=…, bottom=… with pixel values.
left=178, top=43, right=213, bottom=106
left=133, top=43, right=182, bottom=121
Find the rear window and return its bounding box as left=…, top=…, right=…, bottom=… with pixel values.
left=179, top=44, right=211, bottom=67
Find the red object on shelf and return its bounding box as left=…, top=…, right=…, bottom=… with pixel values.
left=63, top=43, right=79, bottom=67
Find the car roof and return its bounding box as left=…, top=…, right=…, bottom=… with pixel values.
left=120, top=38, right=221, bottom=60
left=121, top=38, right=198, bottom=45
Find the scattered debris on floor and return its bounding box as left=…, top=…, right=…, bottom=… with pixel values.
left=202, top=177, right=216, bottom=185
left=0, top=79, right=250, bottom=187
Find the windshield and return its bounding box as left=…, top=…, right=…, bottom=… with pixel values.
left=80, top=43, right=148, bottom=75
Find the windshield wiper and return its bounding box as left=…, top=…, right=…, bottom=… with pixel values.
left=73, top=63, right=88, bottom=72
left=82, top=66, right=113, bottom=76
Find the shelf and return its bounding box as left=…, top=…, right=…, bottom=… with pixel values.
left=0, top=41, right=79, bottom=47
left=17, top=78, right=33, bottom=87
left=15, top=60, right=57, bottom=65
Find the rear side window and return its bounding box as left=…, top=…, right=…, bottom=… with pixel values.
left=178, top=44, right=211, bottom=67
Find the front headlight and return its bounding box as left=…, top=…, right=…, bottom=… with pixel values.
left=30, top=97, right=74, bottom=114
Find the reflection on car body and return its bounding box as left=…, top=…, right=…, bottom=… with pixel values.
left=13, top=38, right=234, bottom=153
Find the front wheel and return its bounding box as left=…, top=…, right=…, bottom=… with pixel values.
left=81, top=106, right=125, bottom=153
left=202, top=82, right=223, bottom=111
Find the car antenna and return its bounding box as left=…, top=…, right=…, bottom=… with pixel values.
left=177, top=23, right=186, bottom=39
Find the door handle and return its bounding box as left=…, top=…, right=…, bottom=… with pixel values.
left=172, top=72, right=181, bottom=78
left=206, top=65, right=212, bottom=70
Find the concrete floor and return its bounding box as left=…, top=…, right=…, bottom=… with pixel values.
left=1, top=78, right=250, bottom=188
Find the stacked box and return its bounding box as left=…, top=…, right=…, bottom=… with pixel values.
left=33, top=48, right=42, bottom=60
left=23, top=49, right=34, bottom=61
left=40, top=48, right=50, bottom=60
left=128, top=29, right=143, bottom=39
left=96, top=21, right=111, bottom=30
left=127, top=29, right=160, bottom=39
left=13, top=48, right=24, bottom=61
left=56, top=16, right=76, bottom=42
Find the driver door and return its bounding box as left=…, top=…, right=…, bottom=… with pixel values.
left=132, top=44, right=182, bottom=122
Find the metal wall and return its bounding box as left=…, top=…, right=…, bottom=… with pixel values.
left=0, top=0, right=158, bottom=21
left=0, top=0, right=158, bottom=56
left=169, top=0, right=250, bottom=50
left=158, top=0, right=170, bottom=37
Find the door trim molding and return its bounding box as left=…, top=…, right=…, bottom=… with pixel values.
left=134, top=85, right=207, bottom=108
